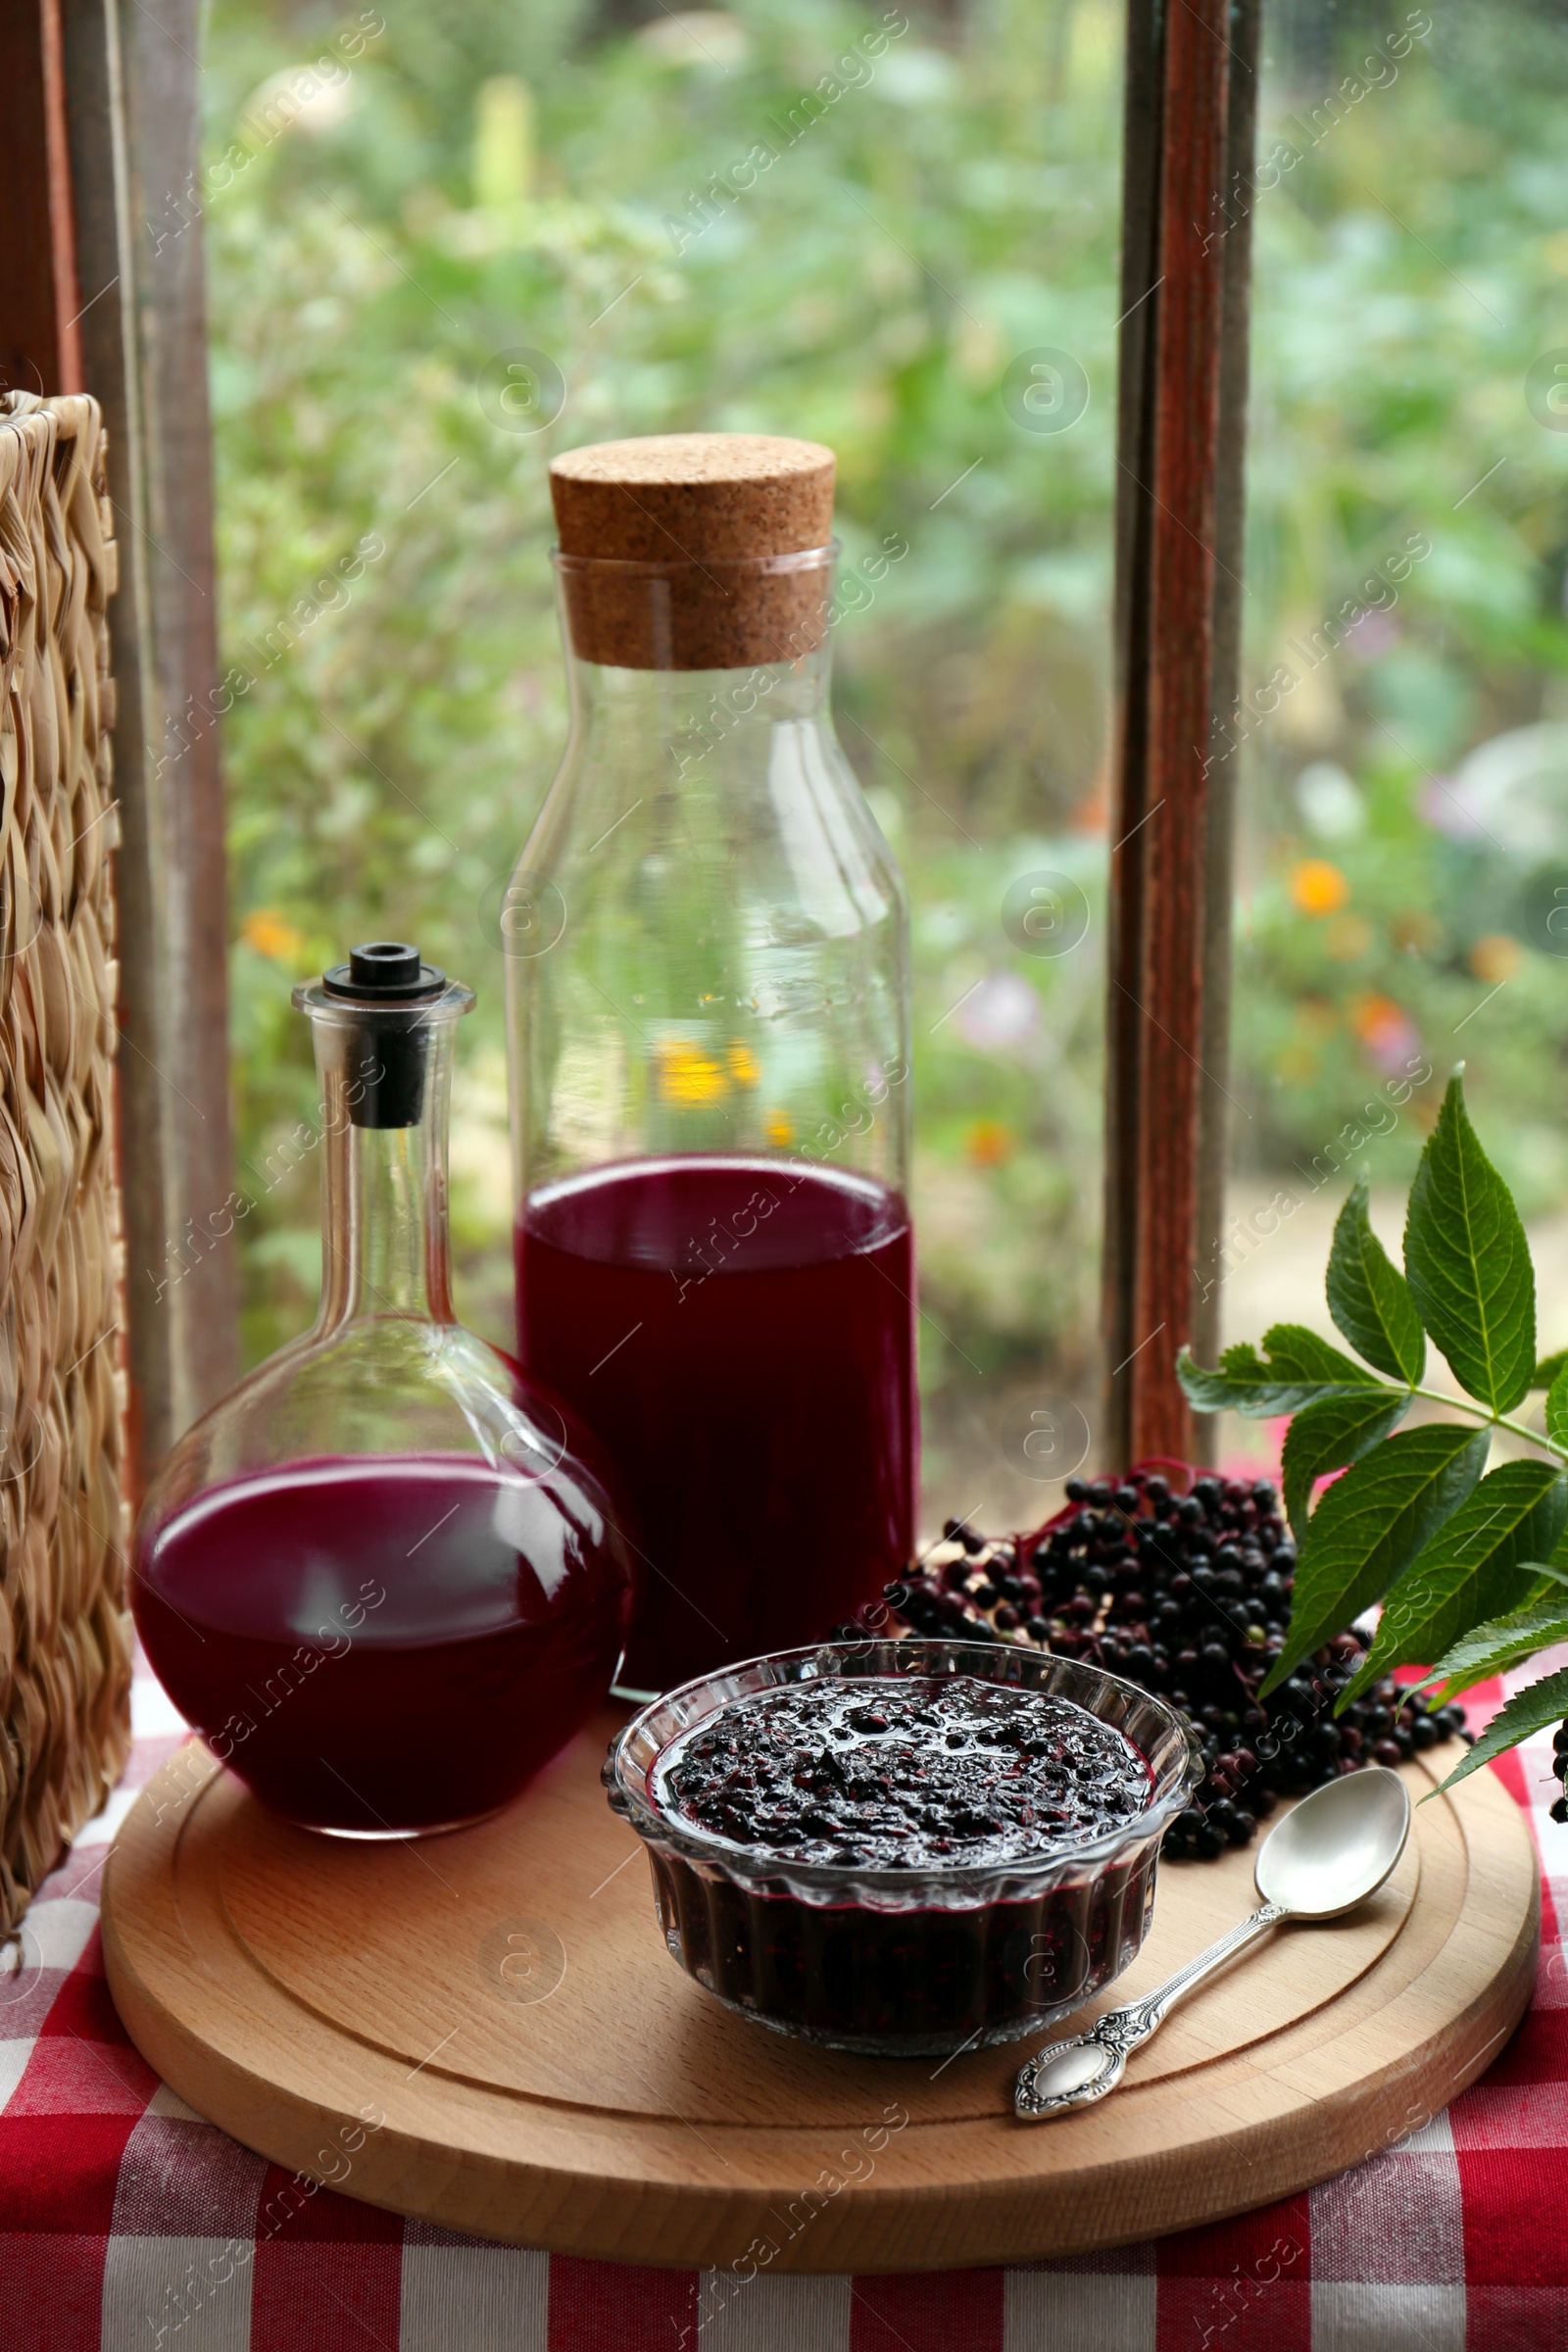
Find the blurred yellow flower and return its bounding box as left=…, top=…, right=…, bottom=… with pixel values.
left=656, top=1040, right=726, bottom=1105
left=1468, top=934, right=1521, bottom=985
left=240, top=909, right=306, bottom=963
left=1289, top=859, right=1350, bottom=916
left=965, top=1117, right=1015, bottom=1167
left=726, top=1042, right=760, bottom=1088
left=763, top=1110, right=794, bottom=1147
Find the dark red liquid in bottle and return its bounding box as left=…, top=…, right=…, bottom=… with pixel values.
left=132, top=1454, right=629, bottom=1833
left=514, top=1156, right=916, bottom=1691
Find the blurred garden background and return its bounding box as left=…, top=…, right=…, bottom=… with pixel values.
left=201, top=0, right=1568, bottom=1527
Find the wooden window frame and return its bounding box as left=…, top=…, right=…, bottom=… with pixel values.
left=2, top=0, right=235, bottom=1490
left=4, top=0, right=1260, bottom=1486
left=1105, top=0, right=1260, bottom=1465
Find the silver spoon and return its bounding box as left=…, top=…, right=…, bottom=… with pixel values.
left=1014, top=1763, right=1411, bottom=2120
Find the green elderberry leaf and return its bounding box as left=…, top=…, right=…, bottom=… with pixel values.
left=1403, top=1070, right=1536, bottom=1415
left=1428, top=1662, right=1568, bottom=1799
left=1281, top=1388, right=1412, bottom=1541
left=1177, top=1323, right=1379, bottom=1418
left=1547, top=1364, right=1568, bottom=1452
left=1417, top=1591, right=1568, bottom=1704
left=1260, top=1324, right=1384, bottom=1385
left=1336, top=1459, right=1567, bottom=1710
left=1326, top=1182, right=1426, bottom=1386
left=1532, top=1349, right=1568, bottom=1392
left=1176, top=1345, right=1277, bottom=1415
left=1259, top=1421, right=1491, bottom=1696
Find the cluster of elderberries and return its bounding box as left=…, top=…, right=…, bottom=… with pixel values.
left=1550, top=1725, right=1568, bottom=1824
left=846, top=1466, right=1470, bottom=1862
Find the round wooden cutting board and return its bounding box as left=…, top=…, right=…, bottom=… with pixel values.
left=102, top=1709, right=1538, bottom=2273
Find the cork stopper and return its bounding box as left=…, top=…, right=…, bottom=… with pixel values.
left=549, top=433, right=836, bottom=670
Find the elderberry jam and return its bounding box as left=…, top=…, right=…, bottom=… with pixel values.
left=658, top=1681, right=1152, bottom=1868
left=606, top=1641, right=1200, bottom=2056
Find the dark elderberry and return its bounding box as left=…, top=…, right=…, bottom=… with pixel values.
left=861, top=1465, right=1466, bottom=1867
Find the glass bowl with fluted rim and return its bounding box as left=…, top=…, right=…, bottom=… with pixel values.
left=603, top=1637, right=1203, bottom=2057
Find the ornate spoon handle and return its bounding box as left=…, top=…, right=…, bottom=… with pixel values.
left=1013, top=1899, right=1292, bottom=2120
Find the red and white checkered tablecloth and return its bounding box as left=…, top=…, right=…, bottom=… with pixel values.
left=3, top=1654, right=1566, bottom=2352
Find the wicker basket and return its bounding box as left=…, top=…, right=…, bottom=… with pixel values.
left=0, top=392, right=131, bottom=1936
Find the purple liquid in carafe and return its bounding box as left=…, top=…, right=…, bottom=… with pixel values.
left=134, top=1453, right=628, bottom=1833
left=130, top=945, right=638, bottom=1834
left=516, top=1155, right=916, bottom=1691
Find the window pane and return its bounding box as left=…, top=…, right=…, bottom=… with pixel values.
left=1222, top=0, right=1568, bottom=1440
left=205, top=0, right=1123, bottom=1532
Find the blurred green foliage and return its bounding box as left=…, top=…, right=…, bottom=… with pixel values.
left=1233, top=0, right=1568, bottom=1243
left=200, top=0, right=1568, bottom=1505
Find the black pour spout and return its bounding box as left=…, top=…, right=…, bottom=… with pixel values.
left=320, top=941, right=447, bottom=1128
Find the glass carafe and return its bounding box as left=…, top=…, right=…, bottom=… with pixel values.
left=508, top=447, right=915, bottom=1695
left=132, top=943, right=633, bottom=1835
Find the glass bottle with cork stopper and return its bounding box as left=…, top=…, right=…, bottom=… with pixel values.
left=131, top=942, right=633, bottom=1835
left=507, top=434, right=915, bottom=1695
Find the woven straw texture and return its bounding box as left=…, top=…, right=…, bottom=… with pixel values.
left=0, top=392, right=130, bottom=1936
